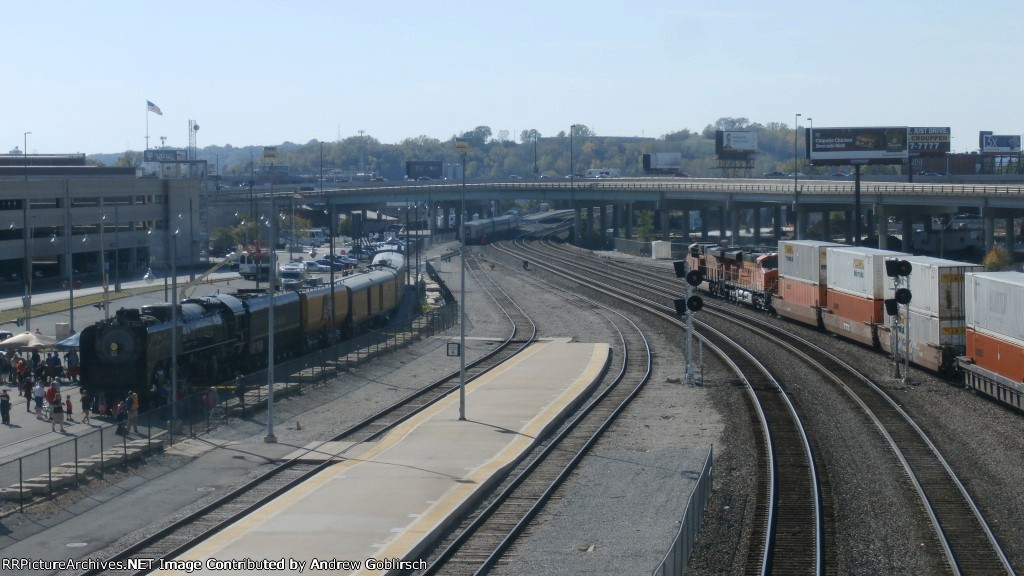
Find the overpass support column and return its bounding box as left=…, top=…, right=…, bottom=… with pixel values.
left=613, top=204, right=621, bottom=240
left=753, top=207, right=762, bottom=245
left=660, top=207, right=670, bottom=241
left=822, top=210, right=831, bottom=242
left=587, top=205, right=595, bottom=247
left=983, top=209, right=995, bottom=255
left=719, top=205, right=728, bottom=243
left=625, top=203, right=633, bottom=240
left=844, top=210, right=854, bottom=244
left=875, top=205, right=889, bottom=250
left=730, top=208, right=741, bottom=245
left=573, top=204, right=581, bottom=246
left=700, top=208, right=709, bottom=241
left=796, top=204, right=808, bottom=241
left=681, top=208, right=691, bottom=243
left=902, top=216, right=914, bottom=253
left=773, top=206, right=783, bottom=241
left=1007, top=216, right=1017, bottom=254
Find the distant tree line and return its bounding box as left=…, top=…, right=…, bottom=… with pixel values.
left=100, top=118, right=908, bottom=181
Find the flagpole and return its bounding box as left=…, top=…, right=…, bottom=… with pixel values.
left=145, top=103, right=149, bottom=150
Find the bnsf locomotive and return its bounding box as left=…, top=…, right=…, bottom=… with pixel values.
left=79, top=251, right=406, bottom=401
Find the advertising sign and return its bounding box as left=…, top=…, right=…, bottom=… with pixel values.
left=715, top=130, right=758, bottom=156
left=979, top=132, right=1021, bottom=154
left=907, top=127, right=951, bottom=155
left=143, top=149, right=187, bottom=162
left=809, top=127, right=908, bottom=165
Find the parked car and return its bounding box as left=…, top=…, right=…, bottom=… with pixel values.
left=508, top=174, right=523, bottom=180
left=762, top=171, right=788, bottom=178
left=674, top=172, right=691, bottom=178
left=302, top=261, right=330, bottom=273
left=315, top=258, right=346, bottom=271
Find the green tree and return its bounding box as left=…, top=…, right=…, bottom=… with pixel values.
left=635, top=210, right=655, bottom=241
left=116, top=150, right=143, bottom=168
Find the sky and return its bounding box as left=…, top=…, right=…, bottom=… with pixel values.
left=3, top=0, right=1022, bottom=156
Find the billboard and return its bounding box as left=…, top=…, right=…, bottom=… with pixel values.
left=907, top=127, right=951, bottom=155
left=808, top=127, right=908, bottom=165
left=143, top=149, right=187, bottom=162
left=641, top=152, right=682, bottom=173
left=715, top=130, right=758, bottom=156
left=406, top=161, right=442, bottom=180
left=979, top=132, right=1021, bottom=154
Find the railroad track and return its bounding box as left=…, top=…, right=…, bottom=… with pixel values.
left=485, top=237, right=824, bottom=575
left=78, top=253, right=537, bottom=576
left=417, top=252, right=652, bottom=575
left=523, top=238, right=1016, bottom=575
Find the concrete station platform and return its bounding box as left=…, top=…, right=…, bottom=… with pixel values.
left=157, top=338, right=610, bottom=575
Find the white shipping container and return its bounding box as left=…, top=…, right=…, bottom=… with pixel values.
left=883, top=255, right=981, bottom=318
left=965, top=271, right=1024, bottom=347
left=651, top=241, right=673, bottom=260
left=886, top=307, right=967, bottom=349
left=880, top=308, right=966, bottom=371
left=826, top=246, right=908, bottom=299
left=779, top=240, right=846, bottom=284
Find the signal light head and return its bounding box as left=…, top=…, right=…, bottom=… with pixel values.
left=685, top=270, right=703, bottom=287
left=686, top=295, right=704, bottom=312
left=894, top=287, right=913, bottom=305
left=885, top=259, right=913, bottom=277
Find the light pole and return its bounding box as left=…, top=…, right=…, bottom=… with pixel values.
left=63, top=186, right=76, bottom=333
left=167, top=224, right=181, bottom=434
left=570, top=124, right=579, bottom=244
left=265, top=199, right=278, bottom=443
left=14, top=216, right=33, bottom=330
left=806, top=117, right=813, bottom=175
left=793, top=113, right=802, bottom=191
left=456, top=138, right=468, bottom=421
left=100, top=214, right=109, bottom=319
left=114, top=203, right=121, bottom=292
left=533, top=133, right=538, bottom=177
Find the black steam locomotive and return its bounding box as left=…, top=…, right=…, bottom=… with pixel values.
left=79, top=251, right=406, bottom=403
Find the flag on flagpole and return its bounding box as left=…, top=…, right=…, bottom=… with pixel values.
left=146, top=100, right=163, bottom=115
left=293, top=192, right=304, bottom=199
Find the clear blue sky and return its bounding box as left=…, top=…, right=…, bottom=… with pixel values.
left=3, top=0, right=1021, bottom=156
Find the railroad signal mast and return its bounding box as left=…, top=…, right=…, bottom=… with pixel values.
left=884, top=259, right=914, bottom=384
left=674, top=261, right=704, bottom=384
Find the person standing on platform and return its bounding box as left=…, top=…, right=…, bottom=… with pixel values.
left=235, top=374, right=246, bottom=416
left=126, top=390, right=140, bottom=433
left=65, top=349, right=80, bottom=382
left=80, top=388, right=92, bottom=424
left=0, top=389, right=11, bottom=425
left=33, top=379, right=44, bottom=418
left=23, top=379, right=32, bottom=413
left=51, top=392, right=65, bottom=432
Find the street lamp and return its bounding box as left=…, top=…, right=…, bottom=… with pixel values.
left=533, top=133, right=539, bottom=177
left=265, top=199, right=279, bottom=443
left=806, top=117, right=813, bottom=174
left=793, top=114, right=801, bottom=191
left=23, top=131, right=31, bottom=181
left=570, top=124, right=579, bottom=245
left=455, top=137, right=469, bottom=421
left=14, top=218, right=33, bottom=330
left=170, top=224, right=180, bottom=433
left=100, top=214, right=109, bottom=319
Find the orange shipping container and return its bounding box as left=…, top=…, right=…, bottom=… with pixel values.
left=780, top=278, right=827, bottom=308
left=966, top=328, right=1024, bottom=382
left=826, top=289, right=884, bottom=324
